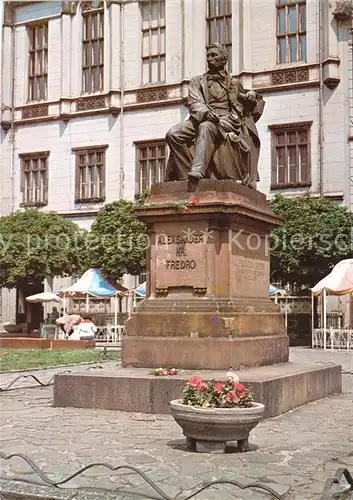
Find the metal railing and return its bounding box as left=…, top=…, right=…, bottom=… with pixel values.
left=0, top=452, right=351, bottom=500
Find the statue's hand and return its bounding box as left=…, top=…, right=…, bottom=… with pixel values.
left=205, top=110, right=220, bottom=123
left=245, top=90, right=257, bottom=102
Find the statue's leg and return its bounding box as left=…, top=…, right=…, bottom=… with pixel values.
left=189, top=122, right=220, bottom=180
left=165, top=120, right=197, bottom=181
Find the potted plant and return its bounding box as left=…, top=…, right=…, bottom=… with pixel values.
left=170, top=372, right=264, bottom=454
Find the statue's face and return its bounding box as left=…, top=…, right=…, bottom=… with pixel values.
left=207, top=48, right=226, bottom=72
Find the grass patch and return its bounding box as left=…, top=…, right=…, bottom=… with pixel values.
left=0, top=348, right=120, bottom=372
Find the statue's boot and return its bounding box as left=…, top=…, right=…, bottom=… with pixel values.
left=188, top=170, right=204, bottom=180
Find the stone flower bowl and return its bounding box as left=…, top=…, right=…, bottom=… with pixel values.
left=170, top=399, right=264, bottom=453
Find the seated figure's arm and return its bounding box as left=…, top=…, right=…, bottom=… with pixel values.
left=187, top=76, right=210, bottom=123
left=231, top=77, right=264, bottom=122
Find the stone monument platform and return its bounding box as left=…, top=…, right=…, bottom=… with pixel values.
left=53, top=180, right=342, bottom=417
left=122, top=180, right=288, bottom=370
left=53, top=362, right=341, bottom=418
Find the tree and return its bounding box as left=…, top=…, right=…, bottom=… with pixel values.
left=85, top=200, right=147, bottom=281
left=269, top=195, right=353, bottom=288
left=0, top=209, right=86, bottom=288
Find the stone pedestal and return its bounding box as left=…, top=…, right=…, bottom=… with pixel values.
left=122, top=180, right=288, bottom=370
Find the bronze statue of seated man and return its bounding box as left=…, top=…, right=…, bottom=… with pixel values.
left=164, top=43, right=265, bottom=188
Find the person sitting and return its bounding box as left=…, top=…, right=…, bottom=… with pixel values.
left=69, top=314, right=97, bottom=341
left=56, top=312, right=82, bottom=338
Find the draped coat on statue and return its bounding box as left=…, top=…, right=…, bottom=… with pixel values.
left=165, top=72, right=265, bottom=188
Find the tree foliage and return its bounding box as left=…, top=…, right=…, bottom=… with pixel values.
left=85, top=200, right=147, bottom=281
left=0, top=209, right=86, bottom=288
left=269, top=195, right=353, bottom=288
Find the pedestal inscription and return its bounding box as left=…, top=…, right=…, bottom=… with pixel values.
left=155, top=222, right=208, bottom=290
left=230, top=231, right=269, bottom=298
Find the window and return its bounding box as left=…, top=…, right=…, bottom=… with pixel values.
left=141, top=1, right=166, bottom=84
left=82, top=2, right=104, bottom=93
left=270, top=122, right=312, bottom=189
left=73, top=146, right=107, bottom=202
left=136, top=141, right=166, bottom=195
left=28, top=24, right=48, bottom=101
left=277, top=0, right=306, bottom=64
left=206, top=0, right=232, bottom=71
left=20, top=152, right=49, bottom=206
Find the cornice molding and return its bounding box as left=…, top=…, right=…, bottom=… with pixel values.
left=268, top=120, right=313, bottom=131
left=18, top=150, right=50, bottom=158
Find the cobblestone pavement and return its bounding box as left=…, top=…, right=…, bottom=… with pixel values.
left=0, top=348, right=352, bottom=499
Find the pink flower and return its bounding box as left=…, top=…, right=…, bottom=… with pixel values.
left=197, top=381, right=208, bottom=391
left=214, top=382, right=224, bottom=393
left=235, top=383, right=245, bottom=392
left=226, top=391, right=238, bottom=403
left=188, top=375, right=204, bottom=387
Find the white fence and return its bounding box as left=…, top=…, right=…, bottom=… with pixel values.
left=94, top=325, right=125, bottom=345
left=312, top=328, right=353, bottom=350
left=40, top=323, right=124, bottom=346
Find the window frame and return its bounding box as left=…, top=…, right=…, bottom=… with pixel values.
left=19, top=151, right=49, bottom=207
left=73, top=145, right=107, bottom=203
left=206, top=0, right=232, bottom=71
left=269, top=121, right=312, bottom=190
left=81, top=2, right=105, bottom=94
left=140, top=0, right=166, bottom=85
left=276, top=0, right=307, bottom=65
left=27, top=22, right=48, bottom=102
left=135, top=139, right=167, bottom=196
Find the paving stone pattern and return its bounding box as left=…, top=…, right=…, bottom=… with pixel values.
left=0, top=348, right=352, bottom=499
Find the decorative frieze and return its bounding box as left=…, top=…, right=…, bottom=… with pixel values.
left=271, top=67, right=309, bottom=86
left=22, top=105, right=49, bottom=120
left=136, top=88, right=169, bottom=103
left=76, top=96, right=106, bottom=112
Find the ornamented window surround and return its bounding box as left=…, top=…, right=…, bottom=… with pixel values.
left=140, top=0, right=166, bottom=85
left=27, top=22, right=48, bottom=103
left=135, top=139, right=167, bottom=196
left=276, top=0, right=307, bottom=65
left=269, top=121, right=312, bottom=190
left=73, top=144, right=108, bottom=203
left=19, top=151, right=50, bottom=207
left=206, top=0, right=232, bottom=71
left=81, top=1, right=105, bottom=95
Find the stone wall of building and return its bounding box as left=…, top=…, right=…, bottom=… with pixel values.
left=0, top=0, right=352, bottom=325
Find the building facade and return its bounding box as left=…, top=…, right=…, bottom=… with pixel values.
left=1, top=0, right=352, bottom=324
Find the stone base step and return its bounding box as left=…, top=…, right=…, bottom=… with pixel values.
left=53, top=361, right=341, bottom=419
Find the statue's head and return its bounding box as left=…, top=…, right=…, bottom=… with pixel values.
left=206, top=43, right=228, bottom=72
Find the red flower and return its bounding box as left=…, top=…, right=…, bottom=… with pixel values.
left=235, top=383, right=245, bottom=392
left=214, top=382, right=224, bottom=393
left=226, top=391, right=238, bottom=403
left=197, top=381, right=208, bottom=391
left=184, top=207, right=189, bottom=212
left=190, top=198, right=200, bottom=205
left=188, top=375, right=204, bottom=387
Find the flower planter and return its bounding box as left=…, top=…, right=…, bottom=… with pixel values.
left=170, top=399, right=264, bottom=453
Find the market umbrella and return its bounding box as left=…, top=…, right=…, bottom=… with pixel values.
left=26, top=292, right=61, bottom=303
